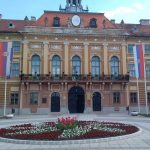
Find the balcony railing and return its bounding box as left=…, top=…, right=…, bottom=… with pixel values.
left=20, top=74, right=129, bottom=83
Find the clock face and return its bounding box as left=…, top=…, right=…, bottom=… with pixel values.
left=71, top=15, right=81, bottom=26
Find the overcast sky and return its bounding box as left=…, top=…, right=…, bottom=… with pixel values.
left=0, top=0, right=150, bottom=24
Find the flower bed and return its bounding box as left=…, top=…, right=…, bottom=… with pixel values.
left=0, top=117, right=139, bottom=141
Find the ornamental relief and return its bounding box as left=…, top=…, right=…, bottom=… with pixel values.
left=90, top=46, right=102, bottom=51
left=108, top=45, right=121, bottom=51
left=50, top=44, right=63, bottom=50
left=29, top=43, right=42, bottom=49
left=71, top=45, right=83, bottom=51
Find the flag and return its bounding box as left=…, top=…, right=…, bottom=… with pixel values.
left=0, top=42, right=13, bottom=78
left=133, top=44, right=145, bottom=79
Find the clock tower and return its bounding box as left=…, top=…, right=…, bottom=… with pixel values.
left=59, top=0, right=89, bottom=12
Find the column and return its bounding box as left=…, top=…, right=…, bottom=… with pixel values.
left=64, top=41, right=69, bottom=75
left=22, top=41, right=28, bottom=74
left=84, top=42, right=89, bottom=75
left=43, top=41, right=49, bottom=74
left=122, top=44, right=127, bottom=74
left=103, top=43, right=108, bottom=75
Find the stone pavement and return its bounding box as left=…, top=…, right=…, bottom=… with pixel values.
left=0, top=113, right=150, bottom=150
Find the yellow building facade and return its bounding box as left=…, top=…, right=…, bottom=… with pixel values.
left=0, top=0, right=150, bottom=115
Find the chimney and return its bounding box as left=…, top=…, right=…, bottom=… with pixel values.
left=0, top=14, right=2, bottom=20
left=110, top=19, right=115, bottom=24
left=140, top=19, right=150, bottom=25
left=31, top=16, right=36, bottom=21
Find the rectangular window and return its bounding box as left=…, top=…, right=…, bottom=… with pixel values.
left=145, top=45, right=150, bottom=54
left=113, top=92, right=120, bottom=104
left=130, top=93, right=137, bottom=104
left=11, top=63, right=20, bottom=77
left=146, top=64, right=150, bottom=78
left=128, top=64, right=135, bottom=77
left=10, top=93, right=19, bottom=105
left=147, top=92, right=150, bottom=103
left=30, top=92, right=38, bottom=104
left=128, top=44, right=134, bottom=54
left=12, top=41, right=21, bottom=52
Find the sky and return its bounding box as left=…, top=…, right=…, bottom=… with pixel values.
left=0, top=0, right=150, bottom=24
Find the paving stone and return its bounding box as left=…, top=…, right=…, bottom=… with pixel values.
left=0, top=114, right=150, bottom=149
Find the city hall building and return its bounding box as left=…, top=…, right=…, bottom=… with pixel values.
left=0, top=0, right=150, bottom=115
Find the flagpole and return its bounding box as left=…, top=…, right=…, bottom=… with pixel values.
left=136, top=77, right=140, bottom=113
left=144, top=66, right=149, bottom=115
left=4, top=77, right=7, bottom=116
left=142, top=44, right=149, bottom=115
left=133, top=45, right=140, bottom=113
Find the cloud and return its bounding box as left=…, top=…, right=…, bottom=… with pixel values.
left=104, top=3, right=144, bottom=19
left=133, top=3, right=144, bottom=10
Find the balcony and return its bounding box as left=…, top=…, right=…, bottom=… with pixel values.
left=20, top=74, right=129, bottom=84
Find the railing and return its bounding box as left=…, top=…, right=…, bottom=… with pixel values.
left=20, top=74, right=129, bottom=82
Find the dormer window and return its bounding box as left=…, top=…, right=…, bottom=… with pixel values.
left=90, top=18, right=97, bottom=28
left=44, top=17, right=48, bottom=27
left=53, top=17, right=60, bottom=27
left=8, top=23, right=15, bottom=28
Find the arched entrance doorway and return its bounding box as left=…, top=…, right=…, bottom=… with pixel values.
left=68, top=86, right=85, bottom=113
left=51, top=92, right=60, bottom=112
left=93, top=92, right=102, bottom=111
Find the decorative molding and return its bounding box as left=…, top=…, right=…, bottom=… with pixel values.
left=22, top=40, right=28, bottom=44
left=50, top=44, right=62, bottom=50
left=90, top=46, right=102, bottom=51
left=71, top=45, right=83, bottom=50
left=108, top=45, right=121, bottom=51
left=30, top=44, right=42, bottom=49
left=43, top=41, right=49, bottom=45
left=64, top=41, right=69, bottom=45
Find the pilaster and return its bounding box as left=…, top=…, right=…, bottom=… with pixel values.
left=22, top=41, right=28, bottom=74
left=43, top=41, right=49, bottom=74
left=122, top=43, right=127, bottom=74
left=64, top=41, right=69, bottom=74
left=84, top=42, right=89, bottom=75
left=103, top=43, right=108, bottom=74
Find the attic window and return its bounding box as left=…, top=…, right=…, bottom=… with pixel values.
left=90, top=18, right=97, bottom=28
left=53, top=17, right=60, bottom=27
left=103, top=19, right=106, bottom=29
left=8, top=23, right=15, bottom=28
left=44, top=17, right=48, bottom=27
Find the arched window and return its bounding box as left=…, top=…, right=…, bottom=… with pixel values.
left=53, top=17, right=60, bottom=27
left=72, top=56, right=81, bottom=75
left=52, top=55, right=61, bottom=75
left=31, top=55, right=40, bottom=75
left=90, top=18, right=97, bottom=28
left=92, top=56, right=100, bottom=77
left=111, top=56, right=119, bottom=75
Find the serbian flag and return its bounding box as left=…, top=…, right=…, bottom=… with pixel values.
left=0, top=42, right=13, bottom=78
left=133, top=44, right=145, bottom=79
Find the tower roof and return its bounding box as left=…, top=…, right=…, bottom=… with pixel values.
left=59, top=0, right=88, bottom=13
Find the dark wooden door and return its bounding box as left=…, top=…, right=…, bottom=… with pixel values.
left=68, top=86, right=85, bottom=113
left=93, top=92, right=101, bottom=111
left=51, top=92, right=60, bottom=112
